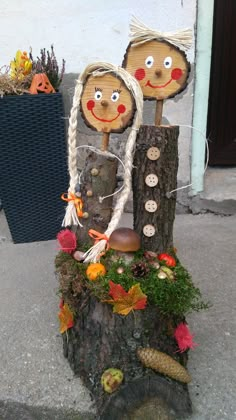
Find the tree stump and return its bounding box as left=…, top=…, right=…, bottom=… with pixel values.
left=76, top=151, right=118, bottom=245
left=133, top=125, right=179, bottom=252
left=62, top=293, right=192, bottom=419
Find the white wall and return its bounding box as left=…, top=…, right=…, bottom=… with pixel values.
left=0, top=0, right=197, bottom=187
left=0, top=0, right=196, bottom=73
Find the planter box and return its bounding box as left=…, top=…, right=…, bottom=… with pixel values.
left=0, top=93, right=69, bottom=243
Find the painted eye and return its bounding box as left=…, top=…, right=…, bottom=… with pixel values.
left=94, top=90, right=102, bottom=100
left=163, top=56, right=172, bottom=69
left=111, top=92, right=120, bottom=102
left=145, top=56, right=154, bottom=68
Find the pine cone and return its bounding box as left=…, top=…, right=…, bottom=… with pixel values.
left=137, top=347, right=191, bottom=384
left=131, top=262, right=150, bottom=278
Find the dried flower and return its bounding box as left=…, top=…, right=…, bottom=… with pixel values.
left=174, top=322, right=198, bottom=352
left=30, top=45, right=65, bottom=90
left=10, top=50, right=32, bottom=80
left=57, top=229, right=77, bottom=254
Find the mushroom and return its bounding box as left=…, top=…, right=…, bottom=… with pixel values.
left=109, top=228, right=141, bottom=263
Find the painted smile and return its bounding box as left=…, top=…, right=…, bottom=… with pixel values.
left=91, top=108, right=120, bottom=123
left=146, top=79, right=172, bottom=89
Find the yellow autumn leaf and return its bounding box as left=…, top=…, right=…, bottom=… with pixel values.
left=58, top=303, right=74, bottom=334
left=105, top=281, right=147, bottom=316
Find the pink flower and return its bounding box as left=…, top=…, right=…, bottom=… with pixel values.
left=174, top=322, right=198, bottom=352
left=57, top=229, right=77, bottom=254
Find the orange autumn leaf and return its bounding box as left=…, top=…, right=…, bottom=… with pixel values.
left=58, top=303, right=74, bottom=334
left=105, top=281, right=147, bottom=316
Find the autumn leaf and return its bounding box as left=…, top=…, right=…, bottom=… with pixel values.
left=58, top=303, right=74, bottom=334
left=105, top=281, right=147, bottom=316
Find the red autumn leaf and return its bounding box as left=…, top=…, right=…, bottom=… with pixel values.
left=158, top=253, right=176, bottom=267
left=58, top=303, right=74, bottom=334
left=109, top=280, right=127, bottom=300
left=105, top=281, right=147, bottom=316
left=57, top=229, right=77, bottom=254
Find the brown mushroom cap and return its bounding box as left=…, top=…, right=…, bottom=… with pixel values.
left=109, top=228, right=141, bottom=252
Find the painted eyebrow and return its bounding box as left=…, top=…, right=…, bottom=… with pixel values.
left=112, top=89, right=121, bottom=93
left=95, top=87, right=102, bottom=91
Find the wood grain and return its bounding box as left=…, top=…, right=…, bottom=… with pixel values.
left=81, top=73, right=135, bottom=134
left=123, top=40, right=190, bottom=100
left=133, top=125, right=179, bottom=252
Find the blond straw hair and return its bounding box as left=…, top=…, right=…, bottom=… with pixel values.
left=129, top=16, right=192, bottom=51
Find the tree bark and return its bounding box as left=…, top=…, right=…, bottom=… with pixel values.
left=62, top=294, right=192, bottom=419
left=133, top=125, right=179, bottom=253
left=76, top=151, right=118, bottom=245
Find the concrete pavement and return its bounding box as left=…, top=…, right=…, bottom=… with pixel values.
left=0, top=211, right=236, bottom=419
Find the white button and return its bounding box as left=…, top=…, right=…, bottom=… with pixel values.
left=145, top=200, right=158, bottom=213
left=145, top=174, right=158, bottom=187
left=143, top=224, right=156, bottom=237
left=147, top=147, right=160, bottom=160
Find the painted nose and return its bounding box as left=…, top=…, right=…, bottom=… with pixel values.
left=155, top=69, right=162, bottom=77
left=101, top=100, right=109, bottom=107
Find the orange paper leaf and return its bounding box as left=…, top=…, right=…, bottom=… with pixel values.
left=58, top=303, right=74, bottom=334
left=106, top=281, right=147, bottom=316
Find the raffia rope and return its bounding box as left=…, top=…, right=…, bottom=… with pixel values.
left=129, top=16, right=192, bottom=51
left=62, top=63, right=143, bottom=263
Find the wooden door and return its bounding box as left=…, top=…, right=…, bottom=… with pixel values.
left=207, top=0, right=236, bottom=165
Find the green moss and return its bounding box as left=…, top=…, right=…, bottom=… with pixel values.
left=55, top=250, right=210, bottom=317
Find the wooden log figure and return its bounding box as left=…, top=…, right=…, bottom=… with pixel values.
left=122, top=17, right=192, bottom=251
left=123, top=17, right=191, bottom=125
left=61, top=62, right=143, bottom=253
left=56, top=23, right=206, bottom=420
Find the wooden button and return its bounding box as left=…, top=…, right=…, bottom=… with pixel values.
left=143, top=224, right=156, bottom=237
left=146, top=147, right=160, bottom=160
left=145, top=174, right=158, bottom=187
left=145, top=200, right=158, bottom=213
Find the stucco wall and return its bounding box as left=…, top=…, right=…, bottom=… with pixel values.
left=1, top=0, right=197, bottom=191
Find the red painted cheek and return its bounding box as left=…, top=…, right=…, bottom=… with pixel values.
left=117, top=104, right=126, bottom=114
left=87, top=100, right=95, bottom=110
left=171, top=68, right=183, bottom=80
left=134, top=68, right=146, bottom=81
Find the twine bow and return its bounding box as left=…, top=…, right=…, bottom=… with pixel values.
left=88, top=229, right=109, bottom=245
left=88, top=229, right=110, bottom=258
left=61, top=193, right=84, bottom=218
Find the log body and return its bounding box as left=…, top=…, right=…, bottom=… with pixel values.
left=76, top=151, right=118, bottom=244
left=133, top=125, right=179, bottom=252
left=63, top=295, right=191, bottom=418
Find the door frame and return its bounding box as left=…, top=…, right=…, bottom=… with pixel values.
left=191, top=0, right=214, bottom=195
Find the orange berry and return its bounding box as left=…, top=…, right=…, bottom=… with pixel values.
left=86, top=263, right=106, bottom=281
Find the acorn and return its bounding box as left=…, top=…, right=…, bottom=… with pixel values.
left=149, top=260, right=160, bottom=270
left=101, top=368, right=124, bottom=393
left=157, top=270, right=168, bottom=280
left=144, top=250, right=157, bottom=260
left=73, top=250, right=85, bottom=262
left=161, top=266, right=175, bottom=281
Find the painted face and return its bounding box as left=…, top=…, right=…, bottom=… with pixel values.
left=123, top=40, right=190, bottom=100
left=81, top=73, right=135, bottom=133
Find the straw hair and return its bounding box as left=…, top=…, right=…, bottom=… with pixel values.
left=62, top=62, right=143, bottom=262
left=129, top=16, right=192, bottom=51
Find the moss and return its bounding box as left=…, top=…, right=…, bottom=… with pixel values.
left=55, top=250, right=210, bottom=317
